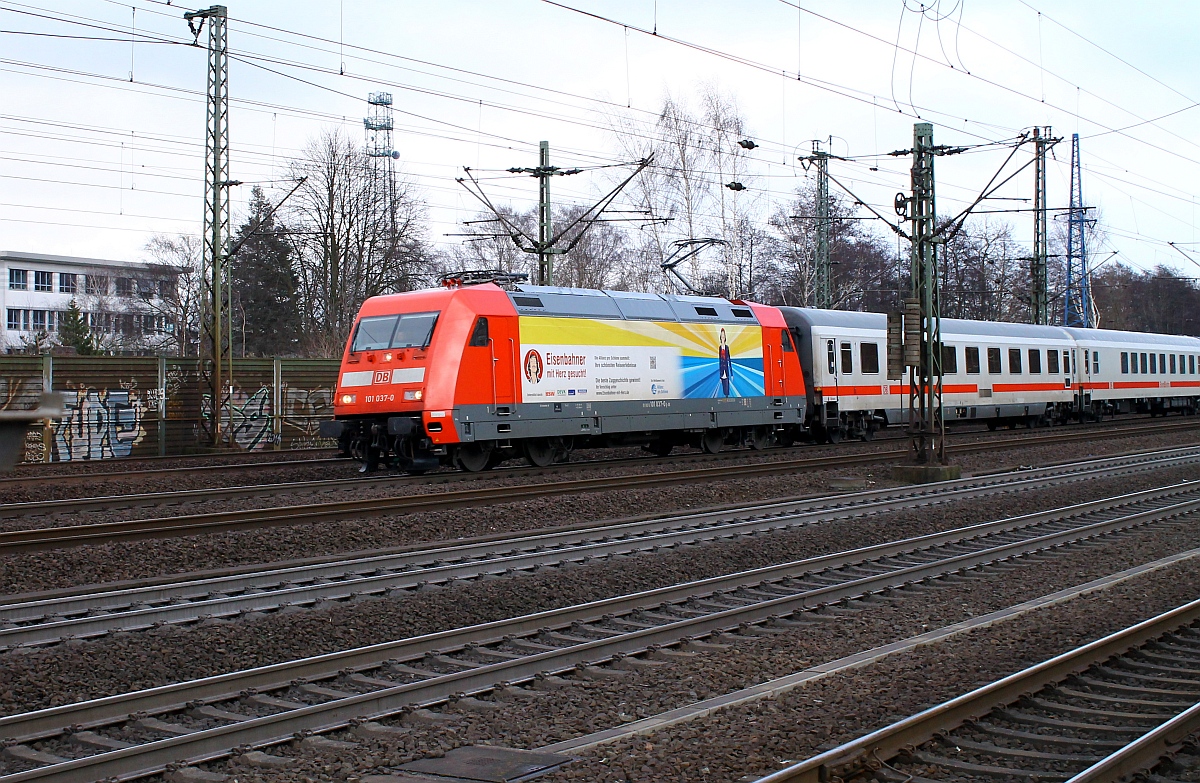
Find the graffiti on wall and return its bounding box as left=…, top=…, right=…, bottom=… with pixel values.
left=280, top=384, right=333, bottom=449
left=1, top=376, right=43, bottom=463
left=51, top=381, right=150, bottom=461
left=199, top=383, right=333, bottom=452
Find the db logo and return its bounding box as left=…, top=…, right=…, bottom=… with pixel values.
left=523, top=349, right=544, bottom=383
left=373, top=370, right=391, bottom=384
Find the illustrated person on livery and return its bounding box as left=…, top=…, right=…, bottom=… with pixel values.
left=718, top=328, right=732, bottom=397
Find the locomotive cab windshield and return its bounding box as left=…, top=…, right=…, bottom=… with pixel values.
left=350, top=312, right=439, bottom=353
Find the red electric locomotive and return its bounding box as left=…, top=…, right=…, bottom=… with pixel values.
left=321, top=273, right=808, bottom=471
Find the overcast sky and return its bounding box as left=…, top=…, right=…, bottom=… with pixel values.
left=2, top=0, right=1198, bottom=279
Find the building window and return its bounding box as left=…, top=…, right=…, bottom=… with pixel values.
left=158, top=279, right=174, bottom=299
left=965, top=346, right=981, bottom=374
left=840, top=342, right=853, bottom=374
left=31, top=310, right=46, bottom=331
left=860, top=342, right=879, bottom=373
left=86, top=275, right=109, bottom=295
left=1008, top=348, right=1022, bottom=374
left=987, top=347, right=1002, bottom=374
left=59, top=273, right=77, bottom=294
left=1048, top=350, right=1060, bottom=374
left=116, top=277, right=134, bottom=297
left=941, top=345, right=957, bottom=374
left=6, top=309, right=22, bottom=330
left=8, top=269, right=28, bottom=290
left=1028, top=349, right=1042, bottom=374
left=34, top=270, right=52, bottom=292
left=1121, top=352, right=1129, bottom=374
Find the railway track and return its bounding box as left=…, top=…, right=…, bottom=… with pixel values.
left=756, top=599, right=1200, bottom=783
left=0, top=453, right=342, bottom=491
left=3, top=445, right=1197, bottom=649
left=3, top=417, right=1196, bottom=507
left=2, top=480, right=1199, bottom=781
left=3, top=423, right=1199, bottom=552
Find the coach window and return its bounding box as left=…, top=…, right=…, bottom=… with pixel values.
left=1028, top=349, right=1042, bottom=374
left=1191, top=356, right=1197, bottom=375
left=1170, top=354, right=1177, bottom=374
left=860, top=342, right=878, bottom=372
left=1150, top=354, right=1157, bottom=374
left=782, top=329, right=795, bottom=353
left=941, top=345, right=957, bottom=374
left=840, top=342, right=853, bottom=374
left=1063, top=351, right=1071, bottom=374
left=965, top=346, right=981, bottom=374
left=1048, top=350, right=1060, bottom=374
left=987, top=347, right=1002, bottom=374
left=1159, top=353, right=1167, bottom=374
left=468, top=317, right=489, bottom=347
left=1093, top=351, right=1100, bottom=374
left=1008, top=348, right=1022, bottom=374
left=1131, top=354, right=1139, bottom=374
left=1140, top=353, right=1148, bottom=374
left=1121, top=352, right=1129, bottom=374
left=826, top=340, right=836, bottom=375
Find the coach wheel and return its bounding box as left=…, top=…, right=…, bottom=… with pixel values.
left=647, top=440, right=674, bottom=457
left=701, top=429, right=725, bottom=454
left=862, top=423, right=876, bottom=442
left=749, top=427, right=771, bottom=451
left=524, top=437, right=566, bottom=467
left=825, top=427, right=843, bottom=444
left=456, top=442, right=494, bottom=473
left=986, top=421, right=998, bottom=431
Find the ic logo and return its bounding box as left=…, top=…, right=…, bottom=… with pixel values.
left=373, top=370, right=391, bottom=384
left=523, top=349, right=544, bottom=383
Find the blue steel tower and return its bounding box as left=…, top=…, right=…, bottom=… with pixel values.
left=1063, top=133, right=1092, bottom=327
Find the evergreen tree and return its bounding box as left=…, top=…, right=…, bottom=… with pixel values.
left=230, top=186, right=302, bottom=356
left=57, top=300, right=96, bottom=355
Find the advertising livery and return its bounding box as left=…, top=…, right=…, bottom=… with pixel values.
left=518, top=317, right=766, bottom=403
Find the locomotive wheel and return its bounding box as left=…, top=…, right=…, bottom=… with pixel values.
left=524, top=437, right=561, bottom=467
left=701, top=429, right=725, bottom=454
left=748, top=426, right=771, bottom=450
left=456, top=443, right=493, bottom=472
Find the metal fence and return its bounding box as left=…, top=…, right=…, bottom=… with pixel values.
left=0, top=356, right=339, bottom=462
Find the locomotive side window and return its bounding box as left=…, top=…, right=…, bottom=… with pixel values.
left=840, top=342, right=853, bottom=374
left=1028, top=349, right=1042, bottom=374
left=1140, top=353, right=1148, bottom=374
left=827, top=340, right=836, bottom=374
left=1121, top=352, right=1129, bottom=374
left=965, top=347, right=981, bottom=374
left=1008, top=348, right=1022, bottom=374
left=351, top=315, right=399, bottom=352
left=1048, top=350, right=1060, bottom=374
left=391, top=312, right=440, bottom=349
left=781, top=329, right=795, bottom=353
left=941, top=345, right=957, bottom=374
left=469, top=317, right=489, bottom=347
left=987, top=347, right=1002, bottom=374
left=1093, top=351, right=1100, bottom=374
left=860, top=342, right=879, bottom=373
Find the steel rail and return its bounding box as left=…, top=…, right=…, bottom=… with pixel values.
left=3, top=418, right=1196, bottom=518
left=3, top=437, right=1199, bottom=555
left=3, top=465, right=1195, bottom=650
left=1, top=490, right=1197, bottom=782
left=0, top=456, right=344, bottom=491
left=753, top=600, right=1200, bottom=783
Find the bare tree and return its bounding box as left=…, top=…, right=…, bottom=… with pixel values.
left=142, top=234, right=201, bottom=356
left=284, top=127, right=431, bottom=356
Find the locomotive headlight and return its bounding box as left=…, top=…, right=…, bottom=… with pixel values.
left=403, top=389, right=424, bottom=401
left=340, top=393, right=356, bottom=404
left=383, top=352, right=393, bottom=362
